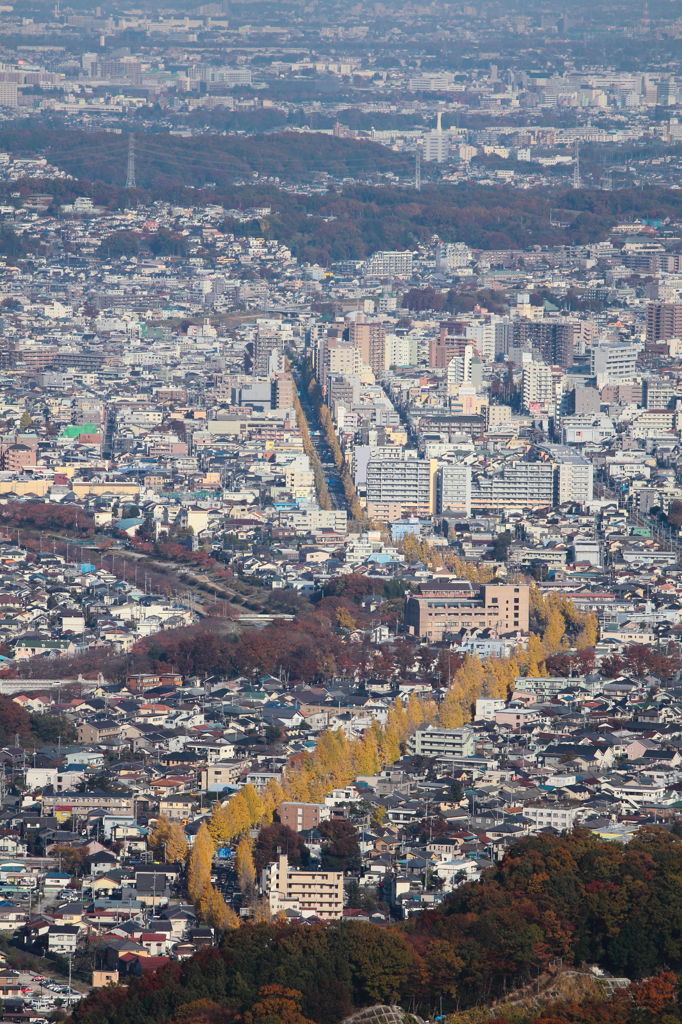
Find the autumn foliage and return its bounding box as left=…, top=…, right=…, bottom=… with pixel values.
left=74, top=830, right=682, bottom=1024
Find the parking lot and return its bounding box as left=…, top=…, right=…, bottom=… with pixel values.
left=10, top=968, right=84, bottom=1012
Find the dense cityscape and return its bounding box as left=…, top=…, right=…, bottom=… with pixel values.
left=0, top=0, right=679, bottom=1023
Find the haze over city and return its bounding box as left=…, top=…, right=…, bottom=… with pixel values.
left=0, top=2, right=678, bottom=1024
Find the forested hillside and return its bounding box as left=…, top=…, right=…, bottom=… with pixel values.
left=2, top=121, right=682, bottom=261
left=73, top=829, right=682, bottom=1024
left=0, top=121, right=411, bottom=187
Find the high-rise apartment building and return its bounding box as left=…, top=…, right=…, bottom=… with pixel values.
left=590, top=340, right=640, bottom=386
left=446, top=343, right=477, bottom=388
left=535, top=444, right=594, bottom=505
left=436, top=463, right=472, bottom=515
left=513, top=319, right=576, bottom=367
left=272, top=373, right=296, bottom=410
left=429, top=321, right=469, bottom=368
left=646, top=302, right=682, bottom=344
left=436, top=242, right=472, bottom=272
left=252, top=330, right=283, bottom=376
left=470, top=461, right=556, bottom=510
left=556, top=454, right=594, bottom=505
left=522, top=362, right=557, bottom=413
left=327, top=374, right=360, bottom=413
left=366, top=455, right=435, bottom=520
left=349, top=319, right=387, bottom=374
left=320, top=338, right=361, bottom=382
left=0, top=83, right=18, bottom=108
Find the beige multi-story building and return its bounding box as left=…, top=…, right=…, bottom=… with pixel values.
left=349, top=318, right=387, bottom=374
left=321, top=338, right=361, bottom=380
left=273, top=373, right=297, bottom=410
left=200, top=761, right=243, bottom=793
left=405, top=580, right=530, bottom=641
left=261, top=853, right=343, bottom=920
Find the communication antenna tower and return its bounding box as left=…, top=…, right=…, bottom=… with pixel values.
left=572, top=140, right=581, bottom=190
left=125, top=134, right=136, bottom=189
left=415, top=146, right=422, bottom=192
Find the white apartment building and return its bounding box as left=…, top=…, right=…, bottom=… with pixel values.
left=363, top=250, right=414, bottom=278
left=447, top=344, right=476, bottom=389
left=366, top=455, right=435, bottom=520
left=470, top=461, right=555, bottom=511
left=437, top=463, right=472, bottom=515
left=522, top=362, right=557, bottom=413
left=556, top=456, right=594, bottom=505
left=436, top=242, right=472, bottom=273
left=590, top=339, right=641, bottom=386
left=407, top=726, right=475, bottom=759
left=522, top=805, right=581, bottom=831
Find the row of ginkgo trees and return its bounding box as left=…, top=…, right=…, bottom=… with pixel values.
left=150, top=692, right=438, bottom=930
left=150, top=588, right=599, bottom=929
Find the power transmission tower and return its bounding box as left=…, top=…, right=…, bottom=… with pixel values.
left=572, top=140, right=581, bottom=190
left=125, top=134, right=136, bottom=189
left=415, top=146, right=422, bottom=192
